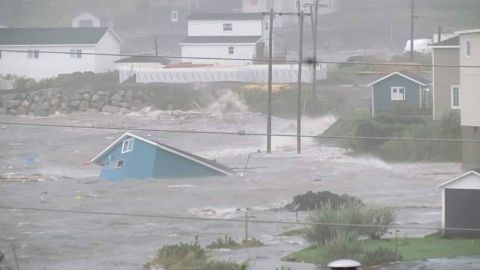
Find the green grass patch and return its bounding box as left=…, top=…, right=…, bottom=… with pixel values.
left=287, top=237, right=480, bottom=266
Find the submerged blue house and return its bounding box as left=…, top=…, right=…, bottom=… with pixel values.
left=368, top=71, right=432, bottom=116
left=91, top=132, right=232, bottom=180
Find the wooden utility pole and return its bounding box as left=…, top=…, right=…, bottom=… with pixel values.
left=266, top=8, right=274, bottom=154
left=437, top=26, right=442, bottom=43
left=155, top=37, right=159, bottom=56
left=311, top=0, right=319, bottom=98
left=410, top=0, right=415, bottom=62
left=244, top=209, right=249, bottom=242
left=297, top=1, right=305, bottom=154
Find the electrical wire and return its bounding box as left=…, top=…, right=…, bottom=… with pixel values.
left=0, top=121, right=478, bottom=143
left=0, top=205, right=478, bottom=232
left=1, top=48, right=480, bottom=68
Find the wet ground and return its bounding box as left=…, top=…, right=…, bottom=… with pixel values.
left=0, top=109, right=463, bottom=269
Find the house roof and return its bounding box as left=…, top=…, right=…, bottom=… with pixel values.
left=430, top=36, right=460, bottom=48
left=0, top=27, right=112, bottom=45
left=455, top=29, right=480, bottom=35
left=180, top=36, right=261, bottom=44
left=115, top=55, right=170, bottom=64
left=437, top=171, right=480, bottom=189
left=188, top=13, right=264, bottom=21
left=91, top=132, right=232, bottom=176
left=367, top=71, right=431, bottom=87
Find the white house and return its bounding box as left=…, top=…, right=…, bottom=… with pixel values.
left=0, top=27, right=122, bottom=80
left=242, top=0, right=335, bottom=25
left=72, top=12, right=114, bottom=28
left=438, top=171, right=480, bottom=237
left=180, top=13, right=267, bottom=65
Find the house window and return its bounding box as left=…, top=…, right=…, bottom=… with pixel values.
left=121, top=138, right=134, bottom=153
left=451, top=86, right=460, bottom=109
left=265, top=21, right=269, bottom=30
left=228, top=46, right=234, bottom=55
left=223, top=23, right=233, bottom=31
left=70, top=49, right=82, bottom=59
left=391, top=86, right=405, bottom=101
left=27, top=50, right=39, bottom=59
left=171, top=10, right=179, bottom=22
left=116, top=160, right=125, bottom=168
left=466, top=40, right=471, bottom=57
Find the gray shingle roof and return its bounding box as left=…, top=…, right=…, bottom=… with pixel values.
left=430, top=36, right=460, bottom=47
left=368, top=70, right=431, bottom=86
left=181, top=36, right=261, bottom=44
left=0, top=27, right=110, bottom=45
left=188, top=13, right=264, bottom=21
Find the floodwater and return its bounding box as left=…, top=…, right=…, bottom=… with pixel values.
left=0, top=108, right=462, bottom=270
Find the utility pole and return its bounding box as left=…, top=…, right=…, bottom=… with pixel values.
left=297, top=0, right=305, bottom=154
left=410, top=0, right=415, bottom=62
left=266, top=8, right=274, bottom=154
left=154, top=37, right=159, bottom=56
left=437, top=26, right=442, bottom=43
left=311, top=0, right=319, bottom=97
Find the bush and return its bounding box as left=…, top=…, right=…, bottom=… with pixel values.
left=361, top=247, right=402, bottom=266
left=304, top=202, right=364, bottom=246
left=322, top=233, right=363, bottom=266
left=207, top=235, right=264, bottom=250
left=304, top=203, right=396, bottom=245
left=207, top=236, right=241, bottom=249
left=320, top=112, right=461, bottom=162
left=361, top=207, right=396, bottom=240
left=284, top=191, right=363, bottom=212
left=147, top=241, right=248, bottom=270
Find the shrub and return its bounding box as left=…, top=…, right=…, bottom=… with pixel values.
left=304, top=202, right=364, bottom=246
left=322, top=233, right=363, bottom=266
left=207, top=236, right=240, bottom=249
left=361, top=207, right=396, bottom=240
left=361, top=247, right=402, bottom=266
left=284, top=191, right=363, bottom=211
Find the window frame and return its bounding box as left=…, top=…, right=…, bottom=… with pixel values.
left=171, top=10, right=179, bottom=22
left=27, top=50, right=39, bottom=59
left=228, top=46, right=234, bottom=55
left=115, top=160, right=125, bottom=169
left=451, top=85, right=460, bottom=109
left=70, top=49, right=82, bottom=59
left=121, top=138, right=134, bottom=153
left=391, top=86, right=406, bottom=101
left=223, top=23, right=233, bottom=31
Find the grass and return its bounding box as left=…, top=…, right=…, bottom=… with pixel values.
left=287, top=237, right=480, bottom=266
left=207, top=236, right=264, bottom=250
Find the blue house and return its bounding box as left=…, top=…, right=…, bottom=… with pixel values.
left=91, top=133, right=232, bottom=180
left=368, top=71, right=432, bottom=116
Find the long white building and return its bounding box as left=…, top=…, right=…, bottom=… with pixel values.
left=180, top=13, right=268, bottom=65
left=0, top=27, right=122, bottom=80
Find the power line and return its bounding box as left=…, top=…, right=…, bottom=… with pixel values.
left=0, top=205, right=479, bottom=232
left=1, top=48, right=480, bottom=68
left=0, top=121, right=477, bottom=143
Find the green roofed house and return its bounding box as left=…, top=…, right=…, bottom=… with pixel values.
left=0, top=27, right=122, bottom=80
left=368, top=71, right=432, bottom=116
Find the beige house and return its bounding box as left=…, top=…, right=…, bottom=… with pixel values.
left=431, top=36, right=460, bottom=120
left=457, top=29, right=480, bottom=170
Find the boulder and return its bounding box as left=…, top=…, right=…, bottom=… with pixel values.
left=102, top=105, right=121, bottom=114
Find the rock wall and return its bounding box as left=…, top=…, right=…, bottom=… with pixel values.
left=0, top=88, right=152, bottom=116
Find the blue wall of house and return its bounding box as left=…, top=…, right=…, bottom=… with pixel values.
left=99, top=137, right=157, bottom=181
left=373, top=74, right=421, bottom=115
left=152, top=148, right=224, bottom=178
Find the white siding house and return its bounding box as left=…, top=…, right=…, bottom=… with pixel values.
left=180, top=13, right=267, bottom=65
left=72, top=12, right=114, bottom=28
left=0, top=28, right=122, bottom=80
